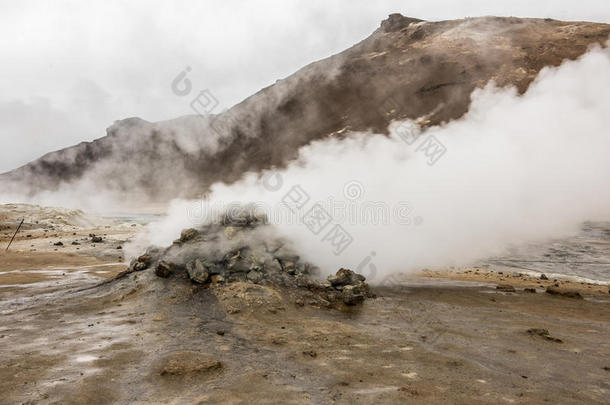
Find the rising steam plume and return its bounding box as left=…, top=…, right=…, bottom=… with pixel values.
left=2, top=16, right=609, bottom=214
left=128, top=45, right=610, bottom=283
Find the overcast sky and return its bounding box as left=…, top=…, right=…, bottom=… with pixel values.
left=1, top=0, right=609, bottom=172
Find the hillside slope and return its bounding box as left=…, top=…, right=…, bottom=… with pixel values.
left=2, top=14, right=609, bottom=202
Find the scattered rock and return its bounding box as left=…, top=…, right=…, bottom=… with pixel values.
left=496, top=284, right=516, bottom=292
left=186, top=259, right=210, bottom=283
left=526, top=328, right=563, bottom=343
left=71, top=241, right=80, bottom=245
left=342, top=284, right=366, bottom=305
left=524, top=288, right=537, bottom=293
left=246, top=270, right=263, bottom=283
left=133, top=253, right=153, bottom=271
left=155, top=261, right=174, bottom=278
left=327, top=268, right=365, bottom=288
left=158, top=351, right=222, bottom=376
left=179, top=228, right=198, bottom=243
left=540, top=274, right=549, bottom=280
left=302, top=350, right=317, bottom=358
left=91, top=236, right=103, bottom=243
left=53, top=241, right=63, bottom=246
left=545, top=286, right=583, bottom=299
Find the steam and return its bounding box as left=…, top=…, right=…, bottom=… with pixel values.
left=128, top=44, right=610, bottom=283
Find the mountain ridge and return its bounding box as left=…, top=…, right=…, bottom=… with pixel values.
left=2, top=14, right=609, bottom=202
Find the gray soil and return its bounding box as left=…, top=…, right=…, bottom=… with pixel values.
left=1, top=205, right=609, bottom=404
left=1, top=262, right=609, bottom=404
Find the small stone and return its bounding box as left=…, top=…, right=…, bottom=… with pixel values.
left=159, top=351, right=222, bottom=376
left=133, top=253, right=153, bottom=271
left=496, top=284, right=516, bottom=292
left=526, top=328, right=563, bottom=343
left=155, top=261, right=174, bottom=278
left=342, top=285, right=365, bottom=305
left=545, top=286, right=582, bottom=299
left=283, top=261, right=297, bottom=275
left=186, top=259, right=210, bottom=283
left=527, top=328, right=549, bottom=336
left=327, top=268, right=365, bottom=287
left=179, top=228, right=198, bottom=242
left=247, top=270, right=263, bottom=283
left=53, top=241, right=63, bottom=246
left=540, top=274, right=549, bottom=280
left=524, top=288, right=537, bottom=293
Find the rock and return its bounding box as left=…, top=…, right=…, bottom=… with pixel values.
left=545, top=286, right=583, bottom=299
left=540, top=274, right=549, bottom=280
left=91, top=236, right=103, bottom=243
left=186, top=259, right=210, bottom=283
left=496, top=284, right=516, bottom=292
left=342, top=285, right=366, bottom=305
left=155, top=261, right=174, bottom=278
left=53, top=241, right=63, bottom=246
left=524, top=288, right=537, bottom=293
left=247, top=270, right=263, bottom=283
left=71, top=241, right=80, bottom=245
left=327, top=268, right=365, bottom=287
left=179, top=228, right=198, bottom=243
left=133, top=207, right=373, bottom=305
left=133, top=253, right=153, bottom=271
left=282, top=261, right=296, bottom=275
left=527, top=328, right=549, bottom=336
left=379, top=13, right=423, bottom=33
left=526, top=328, right=563, bottom=343
left=158, top=351, right=222, bottom=376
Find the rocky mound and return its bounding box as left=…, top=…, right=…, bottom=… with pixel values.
left=3, top=15, right=609, bottom=201
left=128, top=208, right=372, bottom=306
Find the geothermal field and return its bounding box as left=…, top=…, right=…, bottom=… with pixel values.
left=1, top=4, right=610, bottom=405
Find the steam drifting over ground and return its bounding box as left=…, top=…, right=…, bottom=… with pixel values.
left=127, top=44, right=610, bottom=283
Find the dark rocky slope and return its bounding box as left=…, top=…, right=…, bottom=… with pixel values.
left=2, top=14, right=609, bottom=201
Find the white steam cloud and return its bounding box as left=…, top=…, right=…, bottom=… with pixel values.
left=127, top=45, right=610, bottom=283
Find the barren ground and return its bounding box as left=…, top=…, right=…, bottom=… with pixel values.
left=0, top=205, right=609, bottom=404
